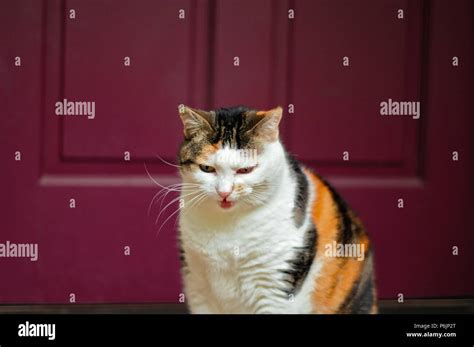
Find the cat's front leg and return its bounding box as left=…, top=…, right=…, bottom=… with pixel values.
left=185, top=287, right=218, bottom=314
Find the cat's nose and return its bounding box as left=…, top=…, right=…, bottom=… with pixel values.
left=217, top=189, right=232, bottom=200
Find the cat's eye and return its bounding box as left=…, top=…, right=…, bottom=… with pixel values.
left=199, top=164, right=216, bottom=173
left=236, top=167, right=255, bottom=174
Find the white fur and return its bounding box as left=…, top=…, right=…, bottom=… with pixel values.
left=179, top=141, right=320, bottom=313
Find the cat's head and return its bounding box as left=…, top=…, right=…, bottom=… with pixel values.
left=178, top=105, right=283, bottom=212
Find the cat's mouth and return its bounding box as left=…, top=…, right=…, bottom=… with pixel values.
left=219, top=198, right=234, bottom=209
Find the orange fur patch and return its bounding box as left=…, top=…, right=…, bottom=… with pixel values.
left=196, top=143, right=220, bottom=163
left=305, top=170, right=369, bottom=313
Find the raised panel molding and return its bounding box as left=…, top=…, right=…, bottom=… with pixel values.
left=287, top=0, right=425, bottom=179
left=41, top=0, right=211, bottom=180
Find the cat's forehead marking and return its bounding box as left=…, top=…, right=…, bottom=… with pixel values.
left=211, top=107, right=251, bottom=149
left=196, top=142, right=221, bottom=163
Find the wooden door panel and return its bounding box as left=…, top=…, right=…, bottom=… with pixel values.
left=289, top=0, right=421, bottom=172
left=62, top=0, right=194, bottom=160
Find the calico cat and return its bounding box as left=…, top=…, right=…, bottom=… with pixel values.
left=177, top=105, right=377, bottom=314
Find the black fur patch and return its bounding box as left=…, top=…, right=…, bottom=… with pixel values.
left=210, top=106, right=250, bottom=148
left=339, top=251, right=375, bottom=313
left=285, top=152, right=309, bottom=228
left=350, top=274, right=375, bottom=313
left=281, top=226, right=317, bottom=295
left=178, top=244, right=187, bottom=267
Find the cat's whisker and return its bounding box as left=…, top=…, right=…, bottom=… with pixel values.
left=156, top=188, right=196, bottom=220
left=154, top=183, right=201, bottom=205
left=144, top=163, right=168, bottom=189
left=184, top=191, right=208, bottom=212
left=242, top=190, right=268, bottom=205
left=148, top=185, right=182, bottom=216
left=144, top=162, right=199, bottom=190
left=175, top=194, right=205, bottom=226
left=155, top=189, right=201, bottom=225
left=154, top=188, right=180, bottom=215
left=147, top=181, right=201, bottom=216
left=193, top=193, right=209, bottom=209
left=148, top=185, right=197, bottom=216
left=173, top=191, right=208, bottom=228
left=156, top=185, right=200, bottom=214
left=154, top=153, right=182, bottom=169
left=156, top=191, right=205, bottom=238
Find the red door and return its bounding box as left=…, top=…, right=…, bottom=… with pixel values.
left=1, top=0, right=472, bottom=304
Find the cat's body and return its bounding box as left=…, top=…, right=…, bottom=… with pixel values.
left=177, top=106, right=376, bottom=314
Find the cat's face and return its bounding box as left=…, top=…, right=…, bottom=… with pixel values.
left=178, top=106, right=282, bottom=212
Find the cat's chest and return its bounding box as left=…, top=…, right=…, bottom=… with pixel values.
left=188, top=237, right=288, bottom=312
left=182, top=218, right=300, bottom=312
left=185, top=224, right=279, bottom=268
left=182, top=212, right=295, bottom=266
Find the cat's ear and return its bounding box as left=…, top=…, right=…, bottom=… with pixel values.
left=245, top=106, right=282, bottom=142
left=178, top=105, right=215, bottom=139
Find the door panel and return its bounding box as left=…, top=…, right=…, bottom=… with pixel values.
left=62, top=0, right=192, bottom=160
left=289, top=0, right=421, bottom=172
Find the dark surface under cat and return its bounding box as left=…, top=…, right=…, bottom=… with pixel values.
left=0, top=299, right=473, bottom=314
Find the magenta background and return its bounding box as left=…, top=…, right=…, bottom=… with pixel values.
left=0, top=0, right=473, bottom=304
